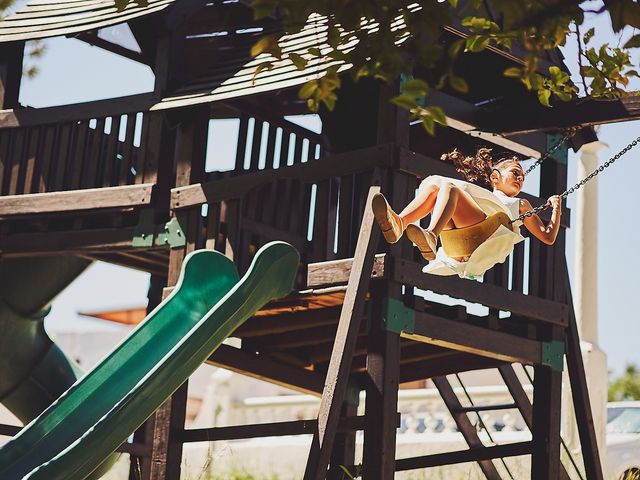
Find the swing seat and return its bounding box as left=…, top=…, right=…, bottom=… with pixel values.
left=440, top=212, right=512, bottom=259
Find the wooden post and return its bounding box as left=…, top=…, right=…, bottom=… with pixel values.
left=0, top=42, right=24, bottom=109
left=362, top=283, right=400, bottom=480
left=129, top=275, right=165, bottom=480
left=148, top=106, right=209, bottom=480
left=529, top=136, right=567, bottom=480
left=303, top=182, right=382, bottom=480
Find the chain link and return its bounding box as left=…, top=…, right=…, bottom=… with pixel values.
left=523, top=126, right=580, bottom=177
left=512, top=135, right=640, bottom=224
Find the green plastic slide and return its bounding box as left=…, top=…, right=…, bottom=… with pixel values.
left=0, top=241, right=299, bottom=480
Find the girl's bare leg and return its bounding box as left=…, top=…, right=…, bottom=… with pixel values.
left=427, top=183, right=486, bottom=235
left=398, top=183, right=438, bottom=226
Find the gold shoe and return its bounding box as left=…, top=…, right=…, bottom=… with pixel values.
left=405, top=224, right=438, bottom=261
left=372, top=193, right=404, bottom=244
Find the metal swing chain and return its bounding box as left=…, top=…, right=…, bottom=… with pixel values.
left=523, top=126, right=580, bottom=177
left=513, top=135, right=640, bottom=224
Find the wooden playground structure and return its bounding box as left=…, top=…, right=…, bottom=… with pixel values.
left=4, top=1, right=640, bottom=478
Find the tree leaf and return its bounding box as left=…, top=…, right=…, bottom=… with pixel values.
left=250, top=35, right=280, bottom=58
left=288, top=52, right=308, bottom=70
left=252, top=61, right=274, bottom=83
left=426, top=105, right=447, bottom=125
left=391, top=95, right=419, bottom=111
left=308, top=47, right=322, bottom=56
left=114, top=0, right=129, bottom=11
left=503, top=67, right=521, bottom=78
left=449, top=75, right=469, bottom=93
left=583, top=27, right=595, bottom=45
left=298, top=80, right=318, bottom=99
left=624, top=34, right=640, bottom=49
left=422, top=115, right=435, bottom=135
left=401, top=78, right=429, bottom=97
left=465, top=35, right=490, bottom=52
left=448, top=0, right=458, bottom=7
left=537, top=88, right=552, bottom=107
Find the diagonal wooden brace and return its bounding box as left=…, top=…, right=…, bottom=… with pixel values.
left=303, top=183, right=381, bottom=480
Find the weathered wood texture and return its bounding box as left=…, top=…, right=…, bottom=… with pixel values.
left=304, top=183, right=381, bottom=480
left=0, top=110, right=162, bottom=198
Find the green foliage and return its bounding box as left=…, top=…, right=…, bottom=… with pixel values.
left=609, top=363, right=640, bottom=401
left=114, top=0, right=640, bottom=133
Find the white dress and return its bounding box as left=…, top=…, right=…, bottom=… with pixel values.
left=419, top=176, right=525, bottom=280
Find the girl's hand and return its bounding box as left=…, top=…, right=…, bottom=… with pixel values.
left=547, top=195, right=562, bottom=212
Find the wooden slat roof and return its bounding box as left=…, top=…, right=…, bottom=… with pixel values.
left=152, top=14, right=353, bottom=111
left=0, top=0, right=174, bottom=43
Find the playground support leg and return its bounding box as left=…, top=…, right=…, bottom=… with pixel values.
left=362, top=285, right=400, bottom=480
left=328, top=382, right=359, bottom=479
left=531, top=328, right=563, bottom=480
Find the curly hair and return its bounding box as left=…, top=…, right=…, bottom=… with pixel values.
left=440, top=148, right=521, bottom=187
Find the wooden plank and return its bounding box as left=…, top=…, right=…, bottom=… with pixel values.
left=432, top=376, right=501, bottom=480
left=399, top=354, right=505, bottom=384
left=0, top=183, right=154, bottom=216
left=36, top=126, right=55, bottom=193
left=394, top=441, right=533, bottom=471
left=303, top=182, right=381, bottom=480
left=563, top=263, right=604, bottom=480
left=337, top=174, right=355, bottom=256
left=207, top=344, right=324, bottom=396
left=101, top=115, right=121, bottom=187
left=180, top=414, right=381, bottom=443
left=393, top=258, right=568, bottom=325
left=0, top=95, right=156, bottom=129
left=51, top=123, right=72, bottom=190
left=7, top=127, right=24, bottom=194
left=118, top=112, right=137, bottom=185
left=531, top=359, right=563, bottom=480
left=21, top=126, right=39, bottom=194
left=171, top=144, right=394, bottom=209
left=0, top=226, right=146, bottom=255
left=404, top=312, right=543, bottom=365
left=82, top=118, right=105, bottom=188
left=67, top=120, right=89, bottom=189
left=307, top=253, right=387, bottom=288
left=0, top=131, right=9, bottom=194
left=235, top=305, right=344, bottom=338
left=362, top=286, right=400, bottom=480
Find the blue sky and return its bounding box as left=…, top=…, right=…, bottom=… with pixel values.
left=13, top=7, right=640, bottom=375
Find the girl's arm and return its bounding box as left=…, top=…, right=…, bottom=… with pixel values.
left=520, top=196, right=562, bottom=245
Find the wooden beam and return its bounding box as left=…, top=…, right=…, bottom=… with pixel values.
left=171, top=145, right=394, bottom=209
left=304, top=183, right=381, bottom=480
left=404, top=312, right=543, bottom=365
left=399, top=354, right=506, bottom=383
left=0, top=93, right=157, bottom=129
left=393, top=258, right=568, bottom=325
left=0, top=183, right=154, bottom=217
left=563, top=263, right=604, bottom=480
left=207, top=344, right=324, bottom=396
left=481, top=95, right=640, bottom=135
left=235, top=305, right=344, bottom=338
left=432, top=376, right=501, bottom=479
left=0, top=226, right=149, bottom=256
left=76, top=32, right=150, bottom=65
left=393, top=441, right=533, bottom=471
left=307, top=253, right=387, bottom=288
left=179, top=414, right=393, bottom=443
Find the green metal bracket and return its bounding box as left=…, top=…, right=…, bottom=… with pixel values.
left=381, top=297, right=415, bottom=335
left=132, top=209, right=156, bottom=248
left=133, top=213, right=186, bottom=248
left=157, top=217, right=186, bottom=248
left=546, top=133, right=569, bottom=165
left=541, top=340, right=565, bottom=372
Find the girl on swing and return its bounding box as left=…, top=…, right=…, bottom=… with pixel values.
left=372, top=147, right=563, bottom=279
